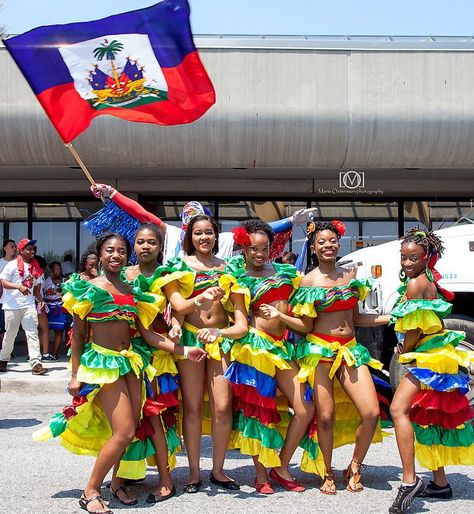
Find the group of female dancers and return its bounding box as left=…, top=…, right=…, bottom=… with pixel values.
left=33, top=204, right=474, bottom=514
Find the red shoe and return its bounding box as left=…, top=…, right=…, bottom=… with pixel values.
left=269, top=468, right=305, bottom=492
left=254, top=478, right=274, bottom=494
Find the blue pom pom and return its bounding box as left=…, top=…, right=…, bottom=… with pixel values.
left=84, top=200, right=142, bottom=263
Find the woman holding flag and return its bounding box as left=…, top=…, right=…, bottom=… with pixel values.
left=89, top=183, right=317, bottom=264
left=119, top=222, right=193, bottom=503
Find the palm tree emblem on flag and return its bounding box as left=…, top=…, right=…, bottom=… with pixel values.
left=4, top=0, right=216, bottom=142
left=85, top=37, right=168, bottom=109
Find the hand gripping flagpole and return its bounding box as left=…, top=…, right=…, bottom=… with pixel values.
left=65, top=143, right=97, bottom=187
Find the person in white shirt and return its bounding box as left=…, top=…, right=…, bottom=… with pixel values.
left=0, top=238, right=47, bottom=375
left=0, top=239, right=17, bottom=338
left=42, top=261, right=66, bottom=360
left=61, top=254, right=76, bottom=278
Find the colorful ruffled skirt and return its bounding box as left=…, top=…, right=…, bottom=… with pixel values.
left=296, top=333, right=387, bottom=462
left=133, top=334, right=182, bottom=470
left=224, top=327, right=324, bottom=474
left=33, top=341, right=157, bottom=479
left=398, top=329, right=474, bottom=469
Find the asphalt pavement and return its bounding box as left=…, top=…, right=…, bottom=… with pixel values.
left=0, top=358, right=472, bottom=514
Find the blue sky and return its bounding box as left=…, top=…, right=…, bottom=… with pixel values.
left=1, top=0, right=474, bottom=36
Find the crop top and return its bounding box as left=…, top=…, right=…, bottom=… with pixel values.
left=62, top=273, right=163, bottom=329
left=121, top=262, right=194, bottom=302
left=225, top=255, right=301, bottom=311
left=290, top=278, right=372, bottom=318
left=167, top=256, right=250, bottom=312
left=390, top=281, right=452, bottom=336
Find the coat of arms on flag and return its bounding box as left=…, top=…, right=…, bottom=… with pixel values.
left=60, top=34, right=169, bottom=110
left=4, top=0, right=215, bottom=143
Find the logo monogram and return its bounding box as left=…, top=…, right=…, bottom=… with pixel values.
left=339, top=171, right=365, bottom=189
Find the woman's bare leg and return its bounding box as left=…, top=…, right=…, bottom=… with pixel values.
left=390, top=373, right=421, bottom=484
left=207, top=353, right=234, bottom=481
left=337, top=364, right=380, bottom=464
left=274, top=361, right=315, bottom=480
left=109, top=372, right=142, bottom=503
left=253, top=456, right=269, bottom=484
left=432, top=467, right=448, bottom=487
left=177, top=358, right=205, bottom=484
left=83, top=377, right=136, bottom=512
left=313, top=363, right=335, bottom=474
left=148, top=378, right=174, bottom=496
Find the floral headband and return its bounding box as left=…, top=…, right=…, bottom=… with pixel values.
left=232, top=226, right=251, bottom=245
left=307, top=219, right=346, bottom=238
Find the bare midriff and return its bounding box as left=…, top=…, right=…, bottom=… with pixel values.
left=251, top=299, right=288, bottom=338
left=89, top=319, right=133, bottom=351
left=312, top=309, right=356, bottom=338
left=185, top=296, right=229, bottom=329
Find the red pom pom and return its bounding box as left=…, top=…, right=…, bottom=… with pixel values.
left=331, top=220, right=346, bottom=237
left=232, top=227, right=251, bottom=245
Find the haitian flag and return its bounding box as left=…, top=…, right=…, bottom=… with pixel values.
left=4, top=0, right=215, bottom=143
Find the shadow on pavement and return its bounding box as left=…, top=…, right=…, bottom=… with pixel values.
left=0, top=417, right=42, bottom=429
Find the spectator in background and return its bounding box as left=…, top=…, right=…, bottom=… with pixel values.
left=0, top=238, right=46, bottom=375
left=78, top=251, right=99, bottom=281
left=0, top=240, right=17, bottom=344
left=281, top=251, right=298, bottom=265
left=34, top=255, right=51, bottom=361
left=42, top=261, right=66, bottom=360
left=61, top=253, right=76, bottom=278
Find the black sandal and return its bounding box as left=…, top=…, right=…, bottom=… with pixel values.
left=209, top=472, right=240, bottom=490
left=183, top=480, right=202, bottom=494
left=79, top=493, right=113, bottom=514
left=110, top=485, right=138, bottom=506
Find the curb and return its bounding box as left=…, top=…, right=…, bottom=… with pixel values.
left=0, top=358, right=70, bottom=394
left=0, top=376, right=69, bottom=394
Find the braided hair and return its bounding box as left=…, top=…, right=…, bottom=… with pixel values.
left=402, top=226, right=453, bottom=301
left=401, top=227, right=444, bottom=260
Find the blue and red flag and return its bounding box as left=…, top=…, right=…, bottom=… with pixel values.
left=4, top=0, right=215, bottom=143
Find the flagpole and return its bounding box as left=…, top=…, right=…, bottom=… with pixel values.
left=65, top=143, right=96, bottom=186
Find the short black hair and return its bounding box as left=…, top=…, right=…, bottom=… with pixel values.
left=135, top=223, right=164, bottom=264
left=240, top=219, right=274, bottom=245
left=49, top=261, right=61, bottom=270
left=96, top=232, right=131, bottom=261
left=64, top=254, right=73, bottom=261
left=182, top=215, right=219, bottom=256
left=2, top=239, right=15, bottom=257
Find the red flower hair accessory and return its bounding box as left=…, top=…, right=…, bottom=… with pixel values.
left=331, top=220, right=346, bottom=237
left=232, top=227, right=251, bottom=246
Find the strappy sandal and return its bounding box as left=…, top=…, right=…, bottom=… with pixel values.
left=110, top=484, right=138, bottom=506
left=319, top=471, right=337, bottom=495
left=343, top=459, right=365, bottom=493
left=79, top=493, right=113, bottom=514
